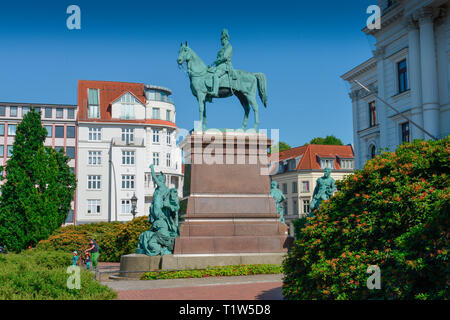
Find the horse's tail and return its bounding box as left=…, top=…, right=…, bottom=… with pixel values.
left=254, top=73, right=267, bottom=107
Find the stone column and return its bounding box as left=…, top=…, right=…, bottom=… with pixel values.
left=349, top=90, right=361, bottom=169
left=417, top=7, right=440, bottom=140
left=405, top=16, right=424, bottom=140
left=373, top=46, right=387, bottom=148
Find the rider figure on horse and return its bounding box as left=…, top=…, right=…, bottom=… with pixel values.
left=208, top=29, right=234, bottom=97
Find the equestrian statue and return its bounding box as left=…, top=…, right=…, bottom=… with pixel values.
left=177, top=29, right=267, bottom=131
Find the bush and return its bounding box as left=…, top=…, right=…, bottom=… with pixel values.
left=0, top=249, right=117, bottom=300
left=37, top=217, right=149, bottom=262
left=142, top=264, right=282, bottom=280
left=100, top=216, right=150, bottom=262
left=283, top=138, right=449, bottom=300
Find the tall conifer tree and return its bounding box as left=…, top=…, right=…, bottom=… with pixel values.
left=0, top=108, right=76, bottom=251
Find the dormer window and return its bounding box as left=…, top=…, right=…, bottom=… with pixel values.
left=88, top=89, right=100, bottom=118
left=119, top=93, right=138, bottom=120
left=320, top=158, right=335, bottom=169
left=340, top=159, right=354, bottom=169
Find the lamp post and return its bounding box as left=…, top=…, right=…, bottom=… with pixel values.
left=131, top=193, right=138, bottom=220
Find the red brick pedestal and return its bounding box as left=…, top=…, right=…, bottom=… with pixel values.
left=175, top=131, right=292, bottom=255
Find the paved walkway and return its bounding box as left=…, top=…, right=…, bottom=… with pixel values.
left=103, top=274, right=283, bottom=300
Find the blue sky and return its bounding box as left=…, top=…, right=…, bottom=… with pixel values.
left=0, top=0, right=375, bottom=147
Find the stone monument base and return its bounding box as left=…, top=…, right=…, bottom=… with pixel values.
left=119, top=252, right=287, bottom=279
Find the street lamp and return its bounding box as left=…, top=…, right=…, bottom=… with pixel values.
left=131, top=193, right=138, bottom=220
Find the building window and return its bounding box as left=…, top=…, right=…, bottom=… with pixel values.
left=34, top=107, right=41, bottom=114
left=22, top=106, right=30, bottom=116
left=55, top=126, right=64, bottom=138
left=144, top=173, right=152, bottom=187
left=153, top=129, right=160, bottom=144
left=120, top=93, right=137, bottom=120
left=66, top=147, right=75, bottom=159
left=88, top=127, right=101, bottom=141
left=45, top=107, right=52, bottom=118
left=0, top=106, right=5, bottom=116
left=56, top=108, right=64, bottom=119
left=122, top=151, right=135, bottom=165
left=121, top=128, right=134, bottom=144
left=122, top=175, right=135, bottom=189
left=166, top=153, right=171, bottom=167
left=401, top=122, right=410, bottom=143
left=292, top=181, right=298, bottom=193
left=88, top=88, right=100, bottom=118
left=152, top=108, right=160, bottom=119
left=397, top=59, right=408, bottom=93
left=0, top=124, right=4, bottom=136
left=44, top=125, right=52, bottom=137
left=340, top=159, right=354, bottom=169
left=68, top=108, right=75, bottom=119
left=88, top=151, right=101, bottom=165
left=303, top=200, right=310, bottom=215
left=87, top=175, right=101, bottom=190
left=70, top=167, right=75, bottom=174
left=284, top=201, right=288, bottom=215
left=370, top=145, right=376, bottom=159
left=87, top=200, right=101, bottom=215
left=301, top=181, right=310, bottom=193
left=65, top=210, right=74, bottom=224
left=166, top=110, right=171, bottom=121
left=282, top=183, right=288, bottom=194
left=166, top=130, right=171, bottom=145
left=7, top=145, right=13, bottom=157
left=293, top=199, right=298, bottom=215
left=55, top=146, right=64, bottom=153
left=0, top=145, right=3, bottom=157
left=67, top=126, right=75, bottom=138
left=10, top=106, right=18, bottom=117
left=153, top=152, right=160, bottom=166
left=7, top=124, right=17, bottom=136
left=320, top=158, right=335, bottom=169
left=121, top=200, right=131, bottom=214
left=369, top=101, right=376, bottom=127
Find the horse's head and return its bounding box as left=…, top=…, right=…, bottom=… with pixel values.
left=177, top=42, right=191, bottom=66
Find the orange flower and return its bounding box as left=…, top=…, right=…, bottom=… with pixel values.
left=390, top=177, right=396, bottom=182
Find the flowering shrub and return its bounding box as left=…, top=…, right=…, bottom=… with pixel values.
left=100, top=216, right=150, bottom=262
left=37, top=217, right=149, bottom=262
left=283, top=137, right=449, bottom=300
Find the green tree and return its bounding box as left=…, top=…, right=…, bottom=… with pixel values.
left=307, top=135, right=344, bottom=146
left=271, top=141, right=291, bottom=153
left=0, top=108, right=76, bottom=252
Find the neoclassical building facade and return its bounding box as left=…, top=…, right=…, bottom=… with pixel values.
left=342, top=0, right=449, bottom=169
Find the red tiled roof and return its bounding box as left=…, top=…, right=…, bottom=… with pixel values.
left=269, top=144, right=354, bottom=171
left=77, top=80, right=177, bottom=128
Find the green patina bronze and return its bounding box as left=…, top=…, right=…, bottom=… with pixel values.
left=177, top=29, right=268, bottom=131
left=136, top=164, right=180, bottom=256
left=309, top=168, right=336, bottom=213
left=270, top=181, right=287, bottom=224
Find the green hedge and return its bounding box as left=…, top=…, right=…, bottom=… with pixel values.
left=283, top=137, right=449, bottom=300
left=37, top=216, right=149, bottom=262
left=0, top=250, right=117, bottom=300
left=142, top=264, right=282, bottom=280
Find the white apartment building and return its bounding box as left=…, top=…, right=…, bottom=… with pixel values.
left=269, top=144, right=355, bottom=235
left=0, top=102, right=78, bottom=224
left=342, top=0, right=449, bottom=169
left=76, top=80, right=183, bottom=224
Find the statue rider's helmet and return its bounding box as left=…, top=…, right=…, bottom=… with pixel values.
left=271, top=181, right=278, bottom=188
left=158, top=172, right=165, bottom=183
left=221, top=29, right=230, bottom=42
